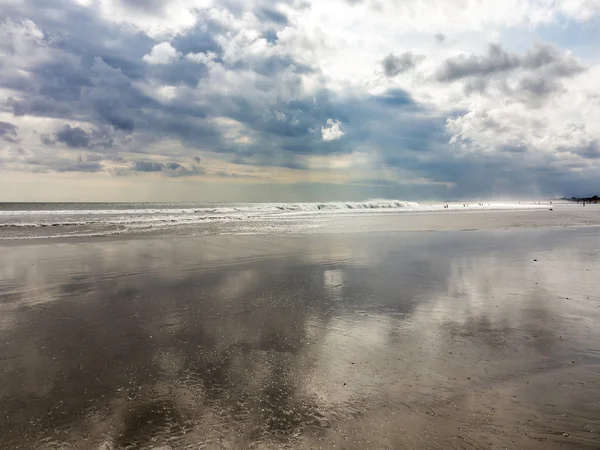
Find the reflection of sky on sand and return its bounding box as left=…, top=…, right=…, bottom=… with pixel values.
left=0, top=228, right=599, bottom=448
left=323, top=269, right=344, bottom=301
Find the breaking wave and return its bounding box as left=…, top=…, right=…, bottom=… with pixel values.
left=0, top=199, right=549, bottom=239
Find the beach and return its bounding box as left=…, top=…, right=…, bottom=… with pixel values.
left=1, top=204, right=600, bottom=449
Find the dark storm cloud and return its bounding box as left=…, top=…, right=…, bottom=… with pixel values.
left=171, top=23, right=223, bottom=56
left=436, top=44, right=519, bottom=81
left=392, top=140, right=600, bottom=199
left=35, top=61, right=91, bottom=102
left=382, top=52, right=424, bottom=77
left=329, top=89, right=447, bottom=157
left=520, top=44, right=583, bottom=76
left=211, top=96, right=342, bottom=157
left=263, top=29, right=279, bottom=43
left=101, top=110, right=135, bottom=132
left=435, top=42, right=585, bottom=108
left=129, top=160, right=205, bottom=176
left=0, top=121, right=18, bottom=142
left=515, top=76, right=561, bottom=97
left=143, top=113, right=221, bottom=149
left=1, top=0, right=158, bottom=135
left=4, top=19, right=150, bottom=131
left=43, top=124, right=115, bottom=149
left=135, top=161, right=165, bottom=172
left=570, top=142, right=600, bottom=159
left=146, top=53, right=212, bottom=87
left=197, top=85, right=446, bottom=175
left=463, top=78, right=488, bottom=95
left=213, top=85, right=450, bottom=178
left=166, top=165, right=205, bottom=177
left=2, top=0, right=154, bottom=67
left=98, top=55, right=148, bottom=81
left=55, top=125, right=90, bottom=148
left=0, top=0, right=319, bottom=169
left=436, top=43, right=584, bottom=82
left=373, top=89, right=417, bottom=108
left=11, top=96, right=74, bottom=118
left=83, top=57, right=142, bottom=132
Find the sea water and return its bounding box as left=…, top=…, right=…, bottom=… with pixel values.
left=0, top=200, right=555, bottom=240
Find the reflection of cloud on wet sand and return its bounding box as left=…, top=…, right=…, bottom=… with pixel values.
left=0, top=246, right=336, bottom=448
left=0, top=228, right=599, bottom=448
left=324, top=269, right=344, bottom=301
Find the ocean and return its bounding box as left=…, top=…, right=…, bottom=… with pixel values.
left=0, top=199, right=557, bottom=240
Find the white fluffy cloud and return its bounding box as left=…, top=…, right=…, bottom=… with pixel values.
left=440, top=43, right=599, bottom=165
left=321, top=119, right=345, bottom=142
left=96, top=0, right=214, bottom=38
left=185, top=51, right=217, bottom=64
left=143, top=42, right=181, bottom=65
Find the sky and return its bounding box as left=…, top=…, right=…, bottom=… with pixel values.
left=1, top=0, right=600, bottom=202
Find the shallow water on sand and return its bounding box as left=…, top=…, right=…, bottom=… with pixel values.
left=1, top=227, right=600, bottom=449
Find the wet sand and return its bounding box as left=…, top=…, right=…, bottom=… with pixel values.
left=1, top=226, right=600, bottom=449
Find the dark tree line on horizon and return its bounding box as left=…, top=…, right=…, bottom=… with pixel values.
left=562, top=195, right=600, bottom=203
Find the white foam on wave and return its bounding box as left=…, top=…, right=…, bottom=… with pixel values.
left=0, top=199, right=419, bottom=216
left=0, top=200, right=551, bottom=237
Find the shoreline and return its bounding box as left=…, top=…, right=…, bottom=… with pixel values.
left=2, top=205, right=597, bottom=243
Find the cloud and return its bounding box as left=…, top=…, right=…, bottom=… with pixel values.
left=0, top=121, right=18, bottom=143
left=436, top=43, right=583, bottom=82
left=84, top=57, right=141, bottom=131
left=22, top=156, right=105, bottom=173
left=54, top=161, right=103, bottom=172
left=256, top=7, right=289, bottom=25
left=382, top=52, right=424, bottom=77
left=443, top=100, right=600, bottom=183
left=54, top=125, right=91, bottom=148
left=434, top=42, right=586, bottom=108
left=185, top=51, right=217, bottom=64
left=515, top=76, right=562, bottom=97
left=321, top=119, right=345, bottom=141
left=166, top=165, right=205, bottom=177
left=1, top=1, right=600, bottom=198
left=43, top=124, right=115, bottom=149
left=134, top=160, right=165, bottom=172
left=143, top=42, right=181, bottom=65
left=131, top=160, right=205, bottom=176
left=119, top=0, right=166, bottom=12
left=0, top=18, right=45, bottom=56
left=436, top=44, right=519, bottom=82
left=574, top=141, right=600, bottom=159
